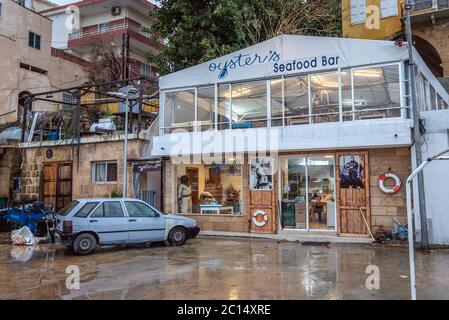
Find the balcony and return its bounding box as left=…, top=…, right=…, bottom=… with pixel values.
left=68, top=18, right=163, bottom=51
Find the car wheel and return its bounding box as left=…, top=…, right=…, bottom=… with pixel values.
left=168, top=227, right=187, bottom=246
left=73, top=233, right=97, bottom=255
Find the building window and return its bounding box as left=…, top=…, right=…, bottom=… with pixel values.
left=284, top=76, right=309, bottom=126
left=62, top=92, right=76, bottom=111
left=310, top=72, right=340, bottom=124
left=197, top=86, right=215, bottom=131
left=28, top=32, right=41, bottom=50
left=92, top=161, right=118, bottom=183
left=175, top=163, right=243, bottom=215
left=140, top=63, right=152, bottom=77
left=0, top=3, right=3, bottom=17
left=163, top=89, right=195, bottom=133
left=231, top=80, right=267, bottom=128
left=350, top=0, right=366, bottom=24
left=98, top=23, right=109, bottom=33
left=217, top=84, right=231, bottom=130
left=352, top=65, right=401, bottom=120
left=381, top=0, right=398, bottom=18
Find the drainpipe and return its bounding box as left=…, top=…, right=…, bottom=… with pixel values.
left=406, top=148, right=449, bottom=300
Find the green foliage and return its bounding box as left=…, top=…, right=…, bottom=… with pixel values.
left=149, top=0, right=342, bottom=75
left=110, top=189, right=123, bottom=198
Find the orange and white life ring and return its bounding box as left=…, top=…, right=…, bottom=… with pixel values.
left=378, top=172, right=402, bottom=194
left=252, top=210, right=268, bottom=228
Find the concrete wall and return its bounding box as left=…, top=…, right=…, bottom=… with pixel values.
left=418, top=110, right=449, bottom=245
left=21, top=137, right=146, bottom=200
left=0, top=1, right=86, bottom=126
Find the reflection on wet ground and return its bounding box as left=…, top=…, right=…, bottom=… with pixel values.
left=0, top=236, right=448, bottom=300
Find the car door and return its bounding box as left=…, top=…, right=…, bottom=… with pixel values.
left=124, top=200, right=166, bottom=242
left=88, top=200, right=129, bottom=244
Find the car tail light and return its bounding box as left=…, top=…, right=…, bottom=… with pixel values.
left=63, top=221, right=73, bottom=234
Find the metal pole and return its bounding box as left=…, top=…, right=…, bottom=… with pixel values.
left=123, top=96, right=129, bottom=198
left=405, top=0, right=429, bottom=248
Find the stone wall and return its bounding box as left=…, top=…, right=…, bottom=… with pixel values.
left=368, top=147, right=411, bottom=231
left=21, top=138, right=145, bottom=201
left=413, top=18, right=449, bottom=77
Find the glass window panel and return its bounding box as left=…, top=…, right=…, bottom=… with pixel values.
left=231, top=81, right=267, bottom=128
left=218, top=84, right=231, bottom=130
left=104, top=202, right=124, bottom=218
left=197, top=86, right=215, bottom=131
left=341, top=70, right=353, bottom=121
left=353, top=65, right=401, bottom=119
left=430, top=86, right=437, bottom=110
left=75, top=202, right=99, bottom=218
left=125, top=201, right=158, bottom=217
left=284, top=76, right=309, bottom=126
left=310, top=73, right=339, bottom=123
left=271, top=79, right=283, bottom=127
left=91, top=203, right=104, bottom=218
left=163, top=89, right=195, bottom=133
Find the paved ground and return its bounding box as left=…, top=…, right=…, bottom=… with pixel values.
left=0, top=235, right=449, bottom=300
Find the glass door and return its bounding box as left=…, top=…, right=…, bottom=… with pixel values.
left=307, top=155, right=336, bottom=230
left=280, top=157, right=307, bottom=230
left=279, top=154, right=336, bottom=231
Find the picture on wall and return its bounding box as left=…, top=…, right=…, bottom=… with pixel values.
left=339, top=155, right=365, bottom=189
left=250, top=157, right=273, bottom=190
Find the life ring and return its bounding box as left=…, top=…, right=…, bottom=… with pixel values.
left=378, top=172, right=402, bottom=194
left=252, top=210, right=268, bottom=228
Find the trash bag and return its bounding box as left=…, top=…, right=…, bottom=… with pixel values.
left=11, top=226, right=39, bottom=246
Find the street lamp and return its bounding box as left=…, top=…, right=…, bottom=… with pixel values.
left=107, top=86, right=139, bottom=198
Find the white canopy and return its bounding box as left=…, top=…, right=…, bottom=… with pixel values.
left=159, top=34, right=410, bottom=90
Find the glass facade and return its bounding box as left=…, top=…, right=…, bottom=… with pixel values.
left=161, top=62, right=448, bottom=133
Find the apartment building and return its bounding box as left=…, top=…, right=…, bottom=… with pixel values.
left=39, top=0, right=162, bottom=81
left=342, top=0, right=449, bottom=79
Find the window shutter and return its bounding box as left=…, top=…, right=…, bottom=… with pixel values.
left=350, top=0, right=367, bottom=24
left=381, top=0, right=398, bottom=18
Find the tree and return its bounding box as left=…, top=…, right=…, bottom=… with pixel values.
left=149, top=0, right=341, bottom=75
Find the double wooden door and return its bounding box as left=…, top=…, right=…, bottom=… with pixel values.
left=43, top=162, right=73, bottom=211
left=336, top=152, right=371, bottom=237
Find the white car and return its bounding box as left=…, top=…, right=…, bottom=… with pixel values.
left=54, top=198, right=200, bottom=255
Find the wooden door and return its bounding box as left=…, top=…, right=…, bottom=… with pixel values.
left=43, top=164, right=57, bottom=206
left=56, top=163, right=73, bottom=211
left=43, top=163, right=73, bottom=211
left=248, top=158, right=277, bottom=234
left=336, top=152, right=370, bottom=237
left=186, top=168, right=199, bottom=213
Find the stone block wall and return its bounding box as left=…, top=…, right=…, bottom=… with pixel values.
left=0, top=147, right=22, bottom=199
left=368, top=147, right=411, bottom=231
left=21, top=138, right=145, bottom=201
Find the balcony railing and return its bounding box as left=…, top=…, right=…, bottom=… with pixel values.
left=68, top=21, right=152, bottom=41
left=410, top=0, right=449, bottom=13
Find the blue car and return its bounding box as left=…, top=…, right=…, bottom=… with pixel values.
left=54, top=198, right=200, bottom=255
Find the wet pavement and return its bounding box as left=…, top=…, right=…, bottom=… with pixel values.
left=0, top=236, right=448, bottom=300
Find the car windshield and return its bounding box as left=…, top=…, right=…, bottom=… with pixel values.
left=58, top=201, right=79, bottom=216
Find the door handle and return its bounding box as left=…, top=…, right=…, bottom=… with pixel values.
left=129, top=219, right=137, bottom=222
left=89, top=220, right=98, bottom=223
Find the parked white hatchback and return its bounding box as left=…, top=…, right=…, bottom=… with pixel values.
left=54, top=198, right=200, bottom=255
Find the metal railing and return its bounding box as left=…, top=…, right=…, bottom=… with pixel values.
left=410, top=0, right=449, bottom=13
left=68, top=21, right=152, bottom=41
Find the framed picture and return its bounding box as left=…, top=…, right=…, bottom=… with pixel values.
left=339, top=155, right=365, bottom=189
left=250, top=157, right=273, bottom=190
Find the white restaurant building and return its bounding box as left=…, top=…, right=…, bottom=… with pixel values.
left=149, top=35, right=449, bottom=243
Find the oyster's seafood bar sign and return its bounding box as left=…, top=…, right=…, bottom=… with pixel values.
left=208, top=50, right=340, bottom=80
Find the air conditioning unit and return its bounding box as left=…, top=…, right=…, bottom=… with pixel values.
left=111, top=6, right=121, bottom=16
